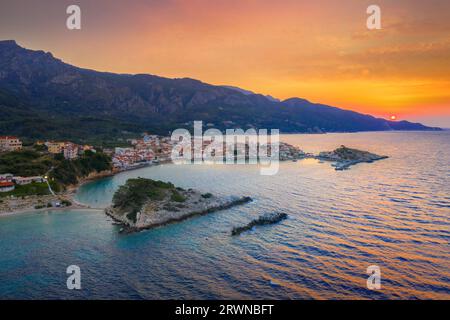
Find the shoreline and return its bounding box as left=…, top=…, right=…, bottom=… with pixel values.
left=0, top=204, right=103, bottom=218
left=106, top=194, right=253, bottom=234
left=0, top=144, right=388, bottom=217
left=0, top=160, right=173, bottom=218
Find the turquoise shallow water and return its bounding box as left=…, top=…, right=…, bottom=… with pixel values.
left=0, top=131, right=449, bottom=299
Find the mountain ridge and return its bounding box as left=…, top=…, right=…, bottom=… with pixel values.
left=0, top=40, right=441, bottom=143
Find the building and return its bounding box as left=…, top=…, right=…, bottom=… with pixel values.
left=63, top=143, right=79, bottom=160
left=81, top=145, right=96, bottom=154
left=0, top=173, right=13, bottom=182
left=46, top=141, right=81, bottom=159
left=102, top=148, right=114, bottom=156
left=0, top=181, right=15, bottom=193
left=13, top=176, right=44, bottom=185
left=112, top=147, right=154, bottom=169
left=0, top=136, right=22, bottom=152
left=46, top=141, right=65, bottom=154
left=35, top=140, right=45, bottom=146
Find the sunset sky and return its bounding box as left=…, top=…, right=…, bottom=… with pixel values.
left=1, top=0, right=449, bottom=127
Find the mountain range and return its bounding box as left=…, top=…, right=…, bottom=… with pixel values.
left=0, top=40, right=440, bottom=143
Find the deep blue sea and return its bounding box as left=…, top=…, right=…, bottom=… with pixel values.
left=1, top=132, right=449, bottom=299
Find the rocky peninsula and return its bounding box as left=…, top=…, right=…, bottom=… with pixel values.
left=105, top=178, right=252, bottom=232
left=317, top=145, right=388, bottom=170
left=231, top=212, right=288, bottom=236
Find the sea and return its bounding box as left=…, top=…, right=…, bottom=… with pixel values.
left=0, top=131, right=449, bottom=299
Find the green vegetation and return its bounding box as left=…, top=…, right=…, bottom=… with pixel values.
left=0, top=150, right=57, bottom=177
left=33, top=144, right=47, bottom=152
left=170, top=190, right=186, bottom=203
left=112, top=178, right=177, bottom=222
left=50, top=151, right=112, bottom=186
left=325, top=145, right=387, bottom=162
left=0, top=182, right=50, bottom=198
left=201, top=193, right=213, bottom=199
left=333, top=146, right=374, bottom=161
left=0, top=92, right=144, bottom=146
left=61, top=199, right=72, bottom=207
left=0, top=149, right=112, bottom=195
left=48, top=180, right=61, bottom=193
left=126, top=211, right=138, bottom=223
left=148, top=188, right=165, bottom=201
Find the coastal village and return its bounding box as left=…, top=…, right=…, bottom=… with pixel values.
left=0, top=132, right=385, bottom=216
left=112, top=135, right=174, bottom=170
left=2, top=131, right=361, bottom=196
left=0, top=134, right=178, bottom=195
left=0, top=136, right=95, bottom=194
left=0, top=133, right=310, bottom=198
left=0, top=133, right=182, bottom=214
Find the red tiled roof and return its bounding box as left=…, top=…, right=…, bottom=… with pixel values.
left=0, top=182, right=14, bottom=187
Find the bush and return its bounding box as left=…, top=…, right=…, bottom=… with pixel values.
left=0, top=149, right=112, bottom=192
left=54, top=153, right=64, bottom=161
left=61, top=200, right=72, bottom=207
left=0, top=150, right=53, bottom=176
left=112, top=178, right=184, bottom=218
left=170, top=190, right=186, bottom=203
left=201, top=193, right=213, bottom=199
left=49, top=180, right=61, bottom=193
left=0, top=182, right=51, bottom=198
left=113, top=178, right=174, bottom=216
left=51, top=151, right=112, bottom=186
left=148, top=188, right=165, bottom=201
left=33, top=144, right=47, bottom=152
left=126, top=211, right=138, bottom=223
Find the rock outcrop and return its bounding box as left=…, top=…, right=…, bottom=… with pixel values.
left=105, top=178, right=252, bottom=232
left=317, top=145, right=388, bottom=170
left=231, top=212, right=288, bottom=236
